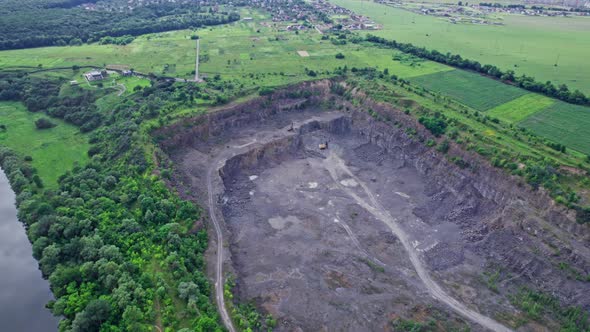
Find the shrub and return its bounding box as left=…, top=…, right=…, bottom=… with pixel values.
left=418, top=115, right=447, bottom=136
left=34, top=118, right=56, bottom=129
left=451, top=156, right=469, bottom=169
left=258, top=87, right=274, bottom=96
left=437, top=139, right=450, bottom=153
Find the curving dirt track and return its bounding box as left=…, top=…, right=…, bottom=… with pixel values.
left=181, top=111, right=512, bottom=331
left=323, top=152, right=512, bottom=332
left=206, top=160, right=236, bottom=332
left=159, top=84, right=590, bottom=332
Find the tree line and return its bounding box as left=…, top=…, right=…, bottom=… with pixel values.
left=365, top=34, right=589, bottom=106
left=479, top=2, right=590, bottom=12
left=0, top=0, right=239, bottom=50
left=0, top=73, right=104, bottom=132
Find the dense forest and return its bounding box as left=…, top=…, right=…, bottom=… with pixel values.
left=0, top=71, right=231, bottom=331
left=0, top=73, right=105, bottom=132
left=0, top=0, right=239, bottom=50
left=365, top=35, right=590, bottom=106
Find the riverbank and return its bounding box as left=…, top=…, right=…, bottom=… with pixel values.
left=0, top=168, right=57, bottom=331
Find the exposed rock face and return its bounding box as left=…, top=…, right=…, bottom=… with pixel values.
left=339, top=95, right=590, bottom=311
left=157, top=79, right=590, bottom=329
left=154, top=80, right=332, bottom=152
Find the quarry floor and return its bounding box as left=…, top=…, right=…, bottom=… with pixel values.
left=169, top=108, right=523, bottom=331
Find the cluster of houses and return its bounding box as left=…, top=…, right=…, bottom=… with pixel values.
left=83, top=69, right=133, bottom=82
left=241, top=0, right=379, bottom=32
left=477, top=5, right=590, bottom=17
left=69, top=69, right=134, bottom=85
left=309, top=0, right=379, bottom=31
left=286, top=24, right=307, bottom=31
left=385, top=0, right=590, bottom=23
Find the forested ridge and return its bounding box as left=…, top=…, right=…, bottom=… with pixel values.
left=0, top=0, right=239, bottom=50
left=0, top=72, right=229, bottom=331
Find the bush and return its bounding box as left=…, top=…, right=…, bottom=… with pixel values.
left=576, top=206, right=590, bottom=224
left=437, top=139, right=450, bottom=153
left=258, top=87, right=274, bottom=96
left=419, top=115, right=447, bottom=136
left=335, top=52, right=345, bottom=59
left=34, top=118, right=56, bottom=129
left=451, top=156, right=469, bottom=169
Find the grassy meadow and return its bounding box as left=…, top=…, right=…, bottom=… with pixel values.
left=329, top=0, right=590, bottom=94
left=0, top=8, right=451, bottom=86
left=410, top=69, right=528, bottom=111
left=487, top=94, right=555, bottom=123
left=520, top=102, right=590, bottom=155
left=0, top=102, right=89, bottom=187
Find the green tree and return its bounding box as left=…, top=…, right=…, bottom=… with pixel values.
left=71, top=299, right=111, bottom=332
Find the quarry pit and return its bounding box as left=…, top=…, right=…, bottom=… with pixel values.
left=156, top=81, right=590, bottom=331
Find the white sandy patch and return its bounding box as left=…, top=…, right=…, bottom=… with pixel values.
left=297, top=50, right=310, bottom=57
left=308, top=182, right=318, bottom=189
left=395, top=191, right=410, bottom=199
left=249, top=175, right=258, bottom=181
left=340, top=178, right=359, bottom=187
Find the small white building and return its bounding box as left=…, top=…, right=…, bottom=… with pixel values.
left=85, top=71, right=105, bottom=81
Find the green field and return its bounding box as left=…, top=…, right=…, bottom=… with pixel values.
left=2, top=6, right=587, bottom=157
left=0, top=9, right=451, bottom=86
left=487, top=93, right=555, bottom=123
left=329, top=0, right=590, bottom=94
left=410, top=69, right=528, bottom=111
left=0, top=102, right=89, bottom=187
left=520, top=102, right=590, bottom=155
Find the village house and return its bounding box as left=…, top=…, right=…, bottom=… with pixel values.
left=84, top=70, right=105, bottom=81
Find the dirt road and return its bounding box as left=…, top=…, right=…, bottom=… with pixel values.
left=207, top=159, right=236, bottom=332
left=324, top=152, right=513, bottom=332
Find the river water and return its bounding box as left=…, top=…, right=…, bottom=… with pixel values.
left=0, top=169, right=58, bottom=331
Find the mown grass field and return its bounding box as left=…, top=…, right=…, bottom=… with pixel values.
left=520, top=102, right=590, bottom=155
left=487, top=94, right=555, bottom=123
left=329, top=0, right=590, bottom=94
left=410, top=69, right=528, bottom=111
left=0, top=8, right=451, bottom=86
left=0, top=102, right=89, bottom=187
